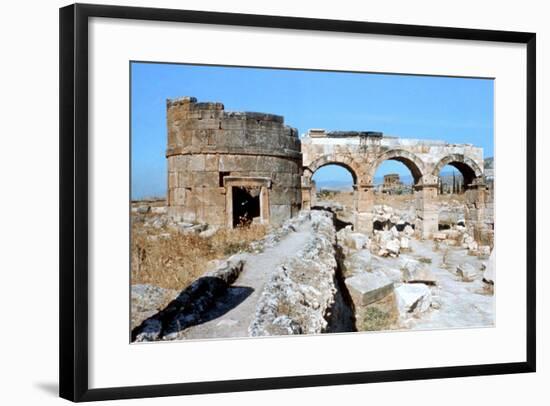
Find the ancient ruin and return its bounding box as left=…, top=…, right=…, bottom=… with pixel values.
left=302, top=129, right=487, bottom=239
left=166, top=97, right=302, bottom=228
left=167, top=97, right=490, bottom=242
left=131, top=96, right=495, bottom=342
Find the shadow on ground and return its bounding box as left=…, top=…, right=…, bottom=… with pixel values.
left=191, top=286, right=254, bottom=326
left=132, top=278, right=254, bottom=340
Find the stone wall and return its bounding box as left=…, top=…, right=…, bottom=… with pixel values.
left=165, top=99, right=488, bottom=239
left=301, top=130, right=486, bottom=239
left=166, top=97, right=302, bottom=227
left=249, top=210, right=354, bottom=336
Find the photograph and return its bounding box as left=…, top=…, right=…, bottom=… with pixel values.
left=130, top=62, right=495, bottom=342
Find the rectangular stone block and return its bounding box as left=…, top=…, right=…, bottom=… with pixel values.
left=269, top=187, right=296, bottom=205
left=177, top=172, right=193, bottom=188
left=167, top=189, right=175, bottom=206
left=345, top=271, right=394, bottom=306
left=202, top=206, right=225, bottom=226
left=197, top=187, right=226, bottom=207
left=218, top=155, right=237, bottom=171
left=204, top=154, right=219, bottom=171
left=168, top=172, right=178, bottom=188
left=269, top=204, right=291, bottom=225
left=173, top=187, right=186, bottom=206
left=355, top=212, right=373, bottom=234
left=219, top=155, right=255, bottom=172
left=168, top=155, right=189, bottom=171
left=273, top=173, right=294, bottom=187
left=191, top=171, right=218, bottom=187
left=220, top=118, right=245, bottom=131
left=188, top=154, right=206, bottom=171
left=194, top=119, right=221, bottom=130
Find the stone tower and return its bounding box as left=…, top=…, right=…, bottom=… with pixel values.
left=166, top=97, right=302, bottom=227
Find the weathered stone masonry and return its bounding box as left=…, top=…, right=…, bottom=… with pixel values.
left=166, top=97, right=302, bottom=227
left=301, top=130, right=487, bottom=239
left=166, top=98, right=488, bottom=240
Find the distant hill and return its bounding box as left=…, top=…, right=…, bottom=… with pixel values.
left=484, top=156, right=494, bottom=169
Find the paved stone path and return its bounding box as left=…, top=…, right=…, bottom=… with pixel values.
left=370, top=239, right=494, bottom=330
left=177, top=220, right=313, bottom=340
left=408, top=239, right=494, bottom=330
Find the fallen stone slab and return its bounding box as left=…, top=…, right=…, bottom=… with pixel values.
left=395, top=283, right=432, bottom=316
left=467, top=241, right=479, bottom=253
left=456, top=262, right=477, bottom=282
left=384, top=238, right=401, bottom=256
left=400, top=236, right=411, bottom=251
left=404, top=225, right=415, bottom=236
left=344, top=232, right=369, bottom=251
left=150, top=206, right=168, bottom=215
left=345, top=271, right=394, bottom=307
left=401, top=258, right=437, bottom=285
left=337, top=226, right=370, bottom=253
left=135, top=205, right=150, bottom=214
left=199, top=226, right=218, bottom=238
left=376, top=230, right=393, bottom=244
left=478, top=245, right=491, bottom=259
left=343, top=250, right=373, bottom=275
left=204, top=254, right=246, bottom=285
left=378, top=267, right=402, bottom=283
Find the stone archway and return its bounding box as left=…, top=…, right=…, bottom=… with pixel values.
left=432, top=154, right=483, bottom=187
left=304, top=154, right=361, bottom=182
left=301, top=155, right=362, bottom=212
left=368, top=149, right=426, bottom=185
left=300, top=130, right=485, bottom=239
left=362, top=149, right=437, bottom=237
left=432, top=154, right=486, bottom=239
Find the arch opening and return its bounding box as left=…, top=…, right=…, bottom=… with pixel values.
left=432, top=155, right=482, bottom=188
left=446, top=162, right=476, bottom=188
left=312, top=163, right=356, bottom=192
left=433, top=160, right=479, bottom=232
left=370, top=155, right=423, bottom=233
left=310, top=163, right=356, bottom=229
left=371, top=150, right=424, bottom=187
left=437, top=164, right=465, bottom=195
left=373, top=160, right=415, bottom=196
left=307, top=159, right=358, bottom=185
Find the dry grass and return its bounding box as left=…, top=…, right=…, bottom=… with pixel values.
left=357, top=294, right=399, bottom=332
left=131, top=216, right=267, bottom=291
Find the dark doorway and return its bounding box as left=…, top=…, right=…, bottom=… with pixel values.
left=232, top=186, right=261, bottom=227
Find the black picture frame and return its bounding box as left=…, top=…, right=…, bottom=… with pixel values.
left=59, top=3, right=536, bottom=402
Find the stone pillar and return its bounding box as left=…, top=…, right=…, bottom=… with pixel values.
left=465, top=177, right=486, bottom=242
left=415, top=176, right=439, bottom=239
left=301, top=175, right=313, bottom=210
left=355, top=183, right=375, bottom=234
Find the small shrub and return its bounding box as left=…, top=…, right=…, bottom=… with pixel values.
left=360, top=307, right=392, bottom=331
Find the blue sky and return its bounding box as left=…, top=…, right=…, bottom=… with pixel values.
left=131, top=62, right=494, bottom=198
